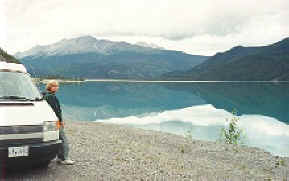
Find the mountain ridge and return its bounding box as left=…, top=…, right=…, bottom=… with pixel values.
left=15, top=36, right=169, bottom=59
left=163, top=37, right=289, bottom=81
left=18, top=36, right=209, bottom=79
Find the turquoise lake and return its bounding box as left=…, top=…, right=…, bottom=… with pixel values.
left=40, top=82, right=289, bottom=157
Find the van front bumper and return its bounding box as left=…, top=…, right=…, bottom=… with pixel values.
left=0, top=140, right=61, bottom=168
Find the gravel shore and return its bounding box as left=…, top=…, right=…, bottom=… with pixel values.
left=4, top=121, right=289, bottom=180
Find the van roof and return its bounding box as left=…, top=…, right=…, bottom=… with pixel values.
left=0, top=61, right=27, bottom=73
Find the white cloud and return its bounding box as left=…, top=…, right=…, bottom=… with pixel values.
left=0, top=0, right=7, bottom=49
left=3, top=0, right=289, bottom=55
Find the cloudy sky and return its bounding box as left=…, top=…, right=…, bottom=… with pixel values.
left=1, top=0, right=289, bottom=55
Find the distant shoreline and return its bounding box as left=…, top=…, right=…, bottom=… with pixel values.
left=32, top=78, right=85, bottom=84
left=85, top=79, right=289, bottom=83
left=32, top=78, right=289, bottom=83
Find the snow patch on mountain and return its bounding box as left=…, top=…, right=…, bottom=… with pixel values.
left=14, top=36, right=163, bottom=58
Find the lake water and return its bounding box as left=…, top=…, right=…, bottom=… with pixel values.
left=40, top=82, right=289, bottom=157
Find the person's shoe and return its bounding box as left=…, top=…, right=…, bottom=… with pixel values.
left=55, top=158, right=62, bottom=163
left=59, top=159, right=75, bottom=165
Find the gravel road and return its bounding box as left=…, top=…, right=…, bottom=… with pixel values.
left=3, top=121, right=289, bottom=180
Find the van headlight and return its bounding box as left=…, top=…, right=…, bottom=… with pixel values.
left=43, top=121, right=57, bottom=131
left=43, top=121, right=59, bottom=142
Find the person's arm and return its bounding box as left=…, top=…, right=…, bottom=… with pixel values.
left=55, top=97, right=63, bottom=122
left=45, top=94, right=63, bottom=122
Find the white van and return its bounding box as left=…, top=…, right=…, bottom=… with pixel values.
left=0, top=61, right=61, bottom=169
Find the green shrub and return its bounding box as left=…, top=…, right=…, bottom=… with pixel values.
left=219, top=109, right=244, bottom=145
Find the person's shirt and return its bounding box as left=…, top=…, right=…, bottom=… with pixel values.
left=43, top=91, right=63, bottom=122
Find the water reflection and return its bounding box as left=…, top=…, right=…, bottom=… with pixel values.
left=51, top=82, right=205, bottom=121
left=164, top=82, right=289, bottom=123
left=54, top=82, right=289, bottom=124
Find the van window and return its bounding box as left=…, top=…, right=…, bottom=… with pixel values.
left=0, top=72, right=42, bottom=100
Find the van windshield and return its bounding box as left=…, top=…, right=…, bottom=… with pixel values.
left=0, top=72, right=42, bottom=100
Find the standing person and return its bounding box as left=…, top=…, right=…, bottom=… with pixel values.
left=43, top=80, right=75, bottom=165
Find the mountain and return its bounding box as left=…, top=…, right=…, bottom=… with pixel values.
left=0, top=48, right=20, bottom=64
left=16, top=36, right=209, bottom=79
left=15, top=36, right=161, bottom=58
left=163, top=37, right=289, bottom=81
